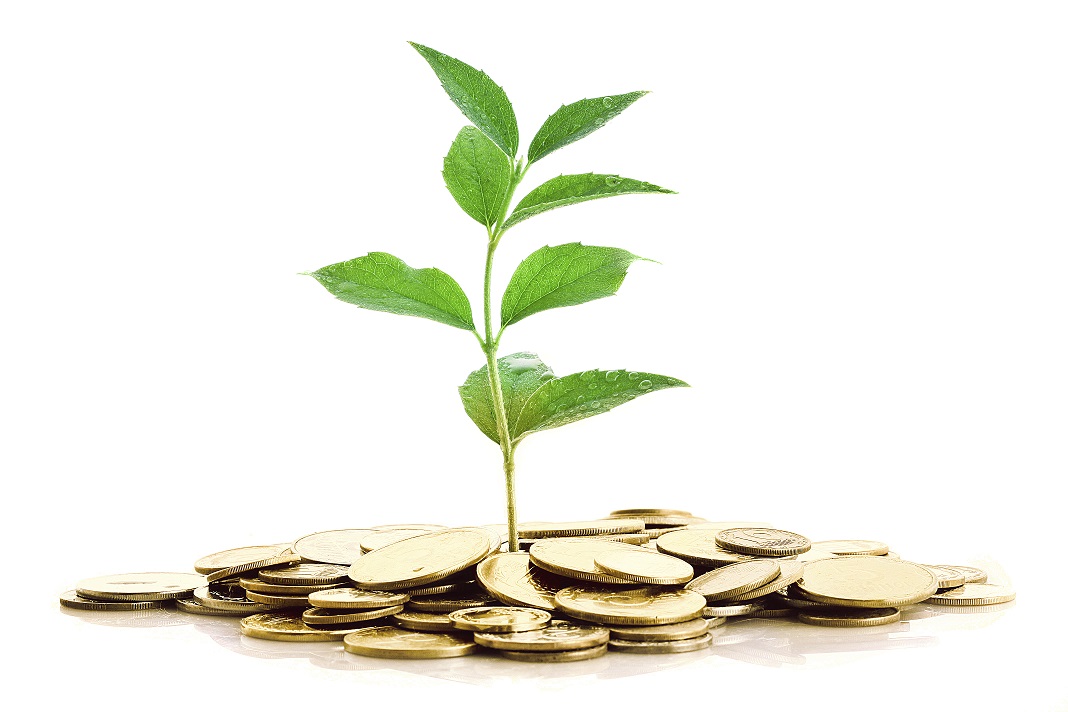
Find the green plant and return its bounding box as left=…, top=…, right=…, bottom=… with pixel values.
left=307, top=43, right=687, bottom=551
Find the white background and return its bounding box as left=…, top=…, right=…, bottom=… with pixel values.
left=2, top=1, right=1066, bottom=709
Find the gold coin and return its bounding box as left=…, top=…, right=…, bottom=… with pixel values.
left=258, top=563, right=350, bottom=586
left=554, top=585, right=706, bottom=626
left=406, top=569, right=479, bottom=596
left=473, top=619, right=609, bottom=651
left=391, top=611, right=456, bottom=632
left=59, top=590, right=165, bottom=611
left=798, top=607, right=901, bottom=627
left=302, top=604, right=404, bottom=625
left=449, top=606, right=552, bottom=633
left=812, top=539, right=889, bottom=556
left=205, top=554, right=303, bottom=584
left=239, top=578, right=343, bottom=595
left=307, top=587, right=410, bottom=610
left=193, top=586, right=281, bottom=613
left=702, top=602, right=762, bottom=617
left=476, top=552, right=571, bottom=611
left=587, top=532, right=651, bottom=545
left=76, top=572, right=208, bottom=602
left=592, top=548, right=694, bottom=585
left=406, top=591, right=497, bottom=613
left=774, top=584, right=828, bottom=609
left=685, top=560, right=781, bottom=602
left=348, top=528, right=495, bottom=590
left=607, top=616, right=710, bottom=642
left=730, top=560, right=807, bottom=602
left=292, top=528, right=374, bottom=565
left=518, top=519, right=644, bottom=539
left=370, top=523, right=448, bottom=531
left=936, top=564, right=987, bottom=584
left=797, top=557, right=938, bottom=608
left=241, top=612, right=368, bottom=641
left=360, top=527, right=442, bottom=553
left=193, top=544, right=293, bottom=574
left=174, top=598, right=247, bottom=617
left=748, top=603, right=796, bottom=619
left=528, top=539, right=636, bottom=584
left=920, top=564, right=966, bottom=589
left=497, top=644, right=607, bottom=663
left=607, top=513, right=705, bottom=527
left=655, top=530, right=756, bottom=567
left=609, top=508, right=693, bottom=517
left=716, top=528, right=812, bottom=557
left=608, top=632, right=712, bottom=654
left=926, top=583, right=1016, bottom=606
left=342, top=626, right=478, bottom=659
left=245, top=590, right=309, bottom=607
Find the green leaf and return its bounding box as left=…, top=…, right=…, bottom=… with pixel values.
left=443, top=126, right=513, bottom=227
left=410, top=42, right=519, bottom=159
left=513, top=369, right=688, bottom=442
left=502, top=174, right=674, bottom=231
left=307, top=252, right=474, bottom=331
left=528, top=91, right=648, bottom=165
left=501, top=243, right=648, bottom=328
left=459, top=352, right=555, bottom=443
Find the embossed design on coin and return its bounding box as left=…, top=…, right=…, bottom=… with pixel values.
left=449, top=606, right=552, bottom=633
left=797, top=557, right=938, bottom=608
left=75, top=572, right=208, bottom=602
left=193, top=544, right=293, bottom=574
left=342, top=626, right=478, bottom=659
left=554, top=585, right=706, bottom=626
left=292, top=529, right=374, bottom=565
left=715, top=528, right=812, bottom=557
left=685, top=560, right=781, bottom=602
left=592, top=547, right=694, bottom=585
left=348, top=528, right=494, bottom=590
left=473, top=619, right=610, bottom=651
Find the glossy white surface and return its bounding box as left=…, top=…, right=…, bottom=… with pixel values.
left=4, top=0, right=1065, bottom=708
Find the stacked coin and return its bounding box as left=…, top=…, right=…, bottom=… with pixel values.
left=58, top=514, right=1014, bottom=662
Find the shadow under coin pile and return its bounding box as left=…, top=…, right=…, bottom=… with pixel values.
left=58, top=511, right=1016, bottom=663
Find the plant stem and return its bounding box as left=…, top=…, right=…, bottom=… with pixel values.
left=480, top=158, right=525, bottom=552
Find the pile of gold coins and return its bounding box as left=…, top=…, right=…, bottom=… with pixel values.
left=59, top=510, right=1015, bottom=662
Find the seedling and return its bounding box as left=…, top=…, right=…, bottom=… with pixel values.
left=308, top=43, right=687, bottom=551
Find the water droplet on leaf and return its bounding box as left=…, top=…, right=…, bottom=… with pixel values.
left=593, top=118, right=606, bottom=126
left=605, top=176, right=621, bottom=187
left=638, top=379, right=652, bottom=390
left=602, top=97, right=615, bottom=108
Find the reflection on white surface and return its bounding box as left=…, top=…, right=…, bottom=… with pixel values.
left=59, top=600, right=1015, bottom=685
